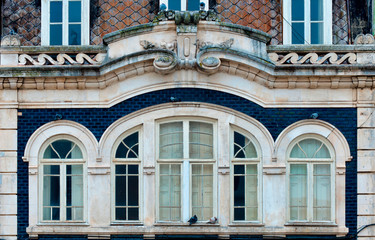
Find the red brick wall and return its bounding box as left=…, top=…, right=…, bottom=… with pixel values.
left=1, top=0, right=349, bottom=46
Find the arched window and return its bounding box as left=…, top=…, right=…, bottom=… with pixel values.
left=231, top=129, right=261, bottom=222
left=112, top=130, right=141, bottom=222
left=40, top=138, right=85, bottom=222
left=158, top=119, right=215, bottom=222
left=288, top=137, right=333, bottom=222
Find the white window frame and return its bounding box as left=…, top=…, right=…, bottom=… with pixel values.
left=283, top=0, right=332, bottom=44
left=156, top=117, right=217, bottom=223
left=38, top=135, right=87, bottom=223
left=160, top=0, right=209, bottom=11
left=111, top=128, right=143, bottom=223
left=41, top=0, right=90, bottom=45
left=230, top=127, right=262, bottom=223
left=286, top=135, right=335, bottom=223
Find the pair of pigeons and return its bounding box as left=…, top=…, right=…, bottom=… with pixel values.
left=188, top=215, right=217, bottom=225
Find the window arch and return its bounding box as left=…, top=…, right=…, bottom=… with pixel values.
left=231, top=128, right=261, bottom=222
left=40, top=136, right=86, bottom=222
left=112, top=129, right=141, bottom=222
left=287, top=135, right=334, bottom=222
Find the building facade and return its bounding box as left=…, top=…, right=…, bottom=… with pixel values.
left=0, top=0, right=374, bottom=239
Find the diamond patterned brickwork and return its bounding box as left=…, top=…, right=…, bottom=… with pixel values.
left=215, top=0, right=283, bottom=45
left=90, top=0, right=159, bottom=45
left=332, top=0, right=349, bottom=44
left=2, top=0, right=41, bottom=46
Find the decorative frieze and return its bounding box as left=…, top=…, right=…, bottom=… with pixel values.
left=18, top=52, right=106, bottom=66
left=268, top=52, right=357, bottom=65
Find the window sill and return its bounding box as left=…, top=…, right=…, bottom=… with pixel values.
left=111, top=221, right=143, bottom=226
left=37, top=222, right=89, bottom=226
left=285, top=222, right=337, bottom=227
left=229, top=222, right=264, bottom=227
left=154, top=222, right=220, bottom=227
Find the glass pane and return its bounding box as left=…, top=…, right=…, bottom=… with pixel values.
left=290, top=164, right=307, bottom=220
left=189, top=122, right=213, bottom=159
left=69, top=24, right=81, bottom=45
left=245, top=165, right=257, bottom=221
left=234, top=175, right=245, bottom=206
left=292, top=0, right=304, bottom=21
left=116, top=165, right=126, bottom=174
left=50, top=24, right=62, bottom=45
left=69, top=1, right=81, bottom=22
left=168, top=0, right=181, bottom=10
left=160, top=122, right=183, bottom=159
left=44, top=165, right=60, bottom=174
left=128, top=208, right=139, bottom=220
left=311, top=0, right=323, bottom=21
left=116, top=132, right=139, bottom=158
left=292, top=22, right=305, bottom=44
left=234, top=208, right=245, bottom=221
left=128, top=176, right=139, bottom=206
left=311, top=22, right=324, bottom=44
left=116, top=208, right=126, bottom=220
left=116, top=176, right=126, bottom=206
left=159, top=164, right=181, bottom=221
left=291, top=139, right=330, bottom=158
left=128, top=165, right=138, bottom=174
left=192, top=164, right=213, bottom=220
left=246, top=207, right=257, bottom=221
left=187, top=0, right=200, bottom=11
left=234, top=165, right=244, bottom=174
left=50, top=1, right=62, bottom=22
left=234, top=132, right=257, bottom=158
left=43, top=207, right=51, bottom=220
left=314, top=164, right=331, bottom=221
left=52, top=208, right=60, bottom=220
left=44, top=140, right=82, bottom=159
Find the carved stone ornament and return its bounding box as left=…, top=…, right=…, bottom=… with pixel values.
left=268, top=52, right=357, bottom=65
left=153, top=55, right=177, bottom=74
left=1, top=34, right=21, bottom=46
left=19, top=53, right=106, bottom=65
left=198, top=56, right=221, bottom=74
left=197, top=38, right=234, bottom=50
left=139, top=40, right=176, bottom=51
left=354, top=33, right=375, bottom=45
left=153, top=10, right=219, bottom=25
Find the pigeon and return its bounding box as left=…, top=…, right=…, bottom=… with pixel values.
left=188, top=215, right=198, bottom=225
left=207, top=216, right=217, bottom=224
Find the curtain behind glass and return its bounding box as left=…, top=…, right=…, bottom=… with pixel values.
left=290, top=164, right=307, bottom=220
left=159, top=164, right=181, bottom=221
left=189, top=122, right=213, bottom=159
left=313, top=164, right=331, bottom=220
left=66, top=164, right=83, bottom=220
left=160, top=122, right=183, bottom=159
left=192, top=164, right=213, bottom=221
left=43, top=165, right=60, bottom=220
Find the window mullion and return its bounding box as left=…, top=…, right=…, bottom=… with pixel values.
left=181, top=0, right=187, bottom=11
left=305, top=0, right=311, bottom=44
left=182, top=161, right=189, bottom=221
left=308, top=163, right=313, bottom=221
left=61, top=164, right=67, bottom=221
left=183, top=121, right=189, bottom=159
left=63, top=0, right=68, bottom=45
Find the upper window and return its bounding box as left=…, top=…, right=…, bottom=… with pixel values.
left=41, top=0, right=89, bottom=45
left=283, top=0, right=332, bottom=44
left=288, top=137, right=334, bottom=222
left=112, top=131, right=141, bottom=222
left=40, top=138, right=85, bottom=222
left=160, top=0, right=209, bottom=11
left=158, top=120, right=215, bottom=222
left=231, top=130, right=261, bottom=222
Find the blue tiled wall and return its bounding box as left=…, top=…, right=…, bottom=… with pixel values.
left=17, top=88, right=357, bottom=239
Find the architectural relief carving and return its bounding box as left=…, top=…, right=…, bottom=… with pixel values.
left=18, top=53, right=106, bottom=66
left=197, top=38, right=234, bottom=50
left=153, top=10, right=219, bottom=24
left=268, top=52, right=357, bottom=65
left=354, top=33, right=375, bottom=44
left=139, top=40, right=176, bottom=51
left=1, top=34, right=21, bottom=46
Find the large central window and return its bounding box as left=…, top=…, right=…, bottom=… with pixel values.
left=158, top=120, right=215, bottom=222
